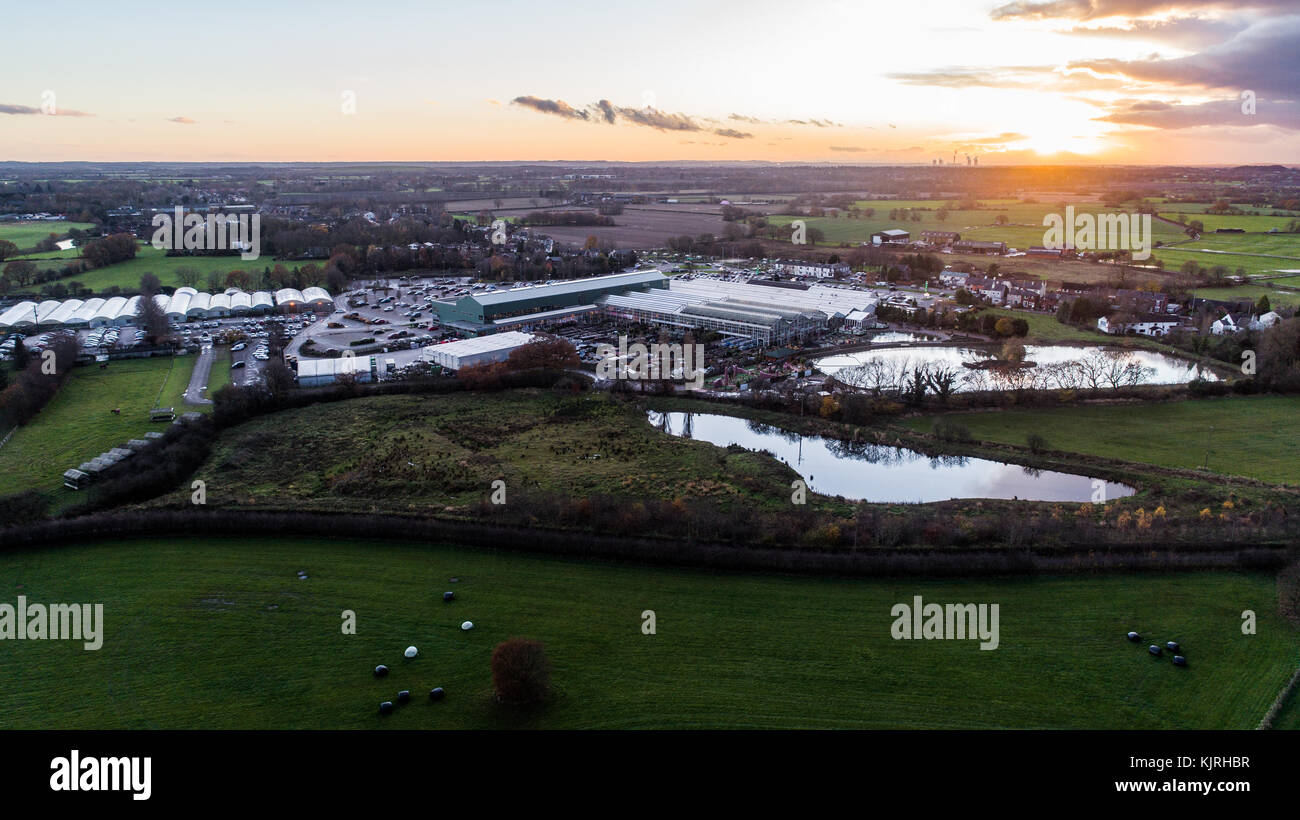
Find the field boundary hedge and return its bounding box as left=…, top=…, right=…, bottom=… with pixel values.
left=0, top=508, right=1289, bottom=578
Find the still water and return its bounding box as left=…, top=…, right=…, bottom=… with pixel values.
left=815, top=345, right=1217, bottom=388
left=648, top=410, right=1135, bottom=503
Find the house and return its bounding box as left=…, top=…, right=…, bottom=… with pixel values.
left=1098, top=314, right=1182, bottom=337
left=781, top=261, right=850, bottom=279
left=939, top=269, right=970, bottom=287
left=1250, top=311, right=1282, bottom=331
left=1210, top=313, right=1243, bottom=335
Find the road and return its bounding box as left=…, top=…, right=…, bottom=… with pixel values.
left=183, top=345, right=215, bottom=405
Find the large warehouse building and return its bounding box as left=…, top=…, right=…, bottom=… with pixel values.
left=0, top=287, right=332, bottom=330
left=599, top=278, right=877, bottom=345
left=421, top=331, right=537, bottom=370
left=433, top=271, right=667, bottom=334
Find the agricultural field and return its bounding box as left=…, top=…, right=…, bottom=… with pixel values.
left=0, top=221, right=95, bottom=249
left=767, top=199, right=1186, bottom=251
left=1190, top=284, right=1300, bottom=310
left=905, top=395, right=1300, bottom=485
left=26, top=244, right=277, bottom=292
left=170, top=390, right=798, bottom=513
left=0, top=536, right=1293, bottom=729
left=0, top=355, right=207, bottom=498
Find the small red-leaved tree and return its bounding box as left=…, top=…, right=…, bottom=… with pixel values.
left=491, top=638, right=551, bottom=705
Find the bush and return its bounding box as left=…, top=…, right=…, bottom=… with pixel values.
left=491, top=638, right=551, bottom=706
left=933, top=418, right=972, bottom=443
left=348, top=338, right=375, bottom=346
left=1026, top=433, right=1048, bottom=454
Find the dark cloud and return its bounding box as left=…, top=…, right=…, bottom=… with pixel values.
left=0, top=103, right=94, bottom=117
left=512, top=95, right=836, bottom=138
left=510, top=96, right=590, bottom=120
left=616, top=106, right=699, bottom=131
left=1096, top=97, right=1300, bottom=129
left=784, top=118, right=842, bottom=127
left=1070, top=16, right=1300, bottom=99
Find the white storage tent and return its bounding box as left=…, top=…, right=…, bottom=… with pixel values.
left=185, top=291, right=212, bottom=318
left=0, top=301, right=38, bottom=329
left=422, top=331, right=536, bottom=371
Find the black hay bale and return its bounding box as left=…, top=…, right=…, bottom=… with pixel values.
left=1148, top=645, right=1162, bottom=657
left=443, top=591, right=455, bottom=602
left=1173, top=655, right=1188, bottom=667
left=379, top=701, right=394, bottom=715
left=429, top=687, right=445, bottom=701
left=1166, top=641, right=1181, bottom=652
left=397, top=690, right=410, bottom=704
left=373, top=664, right=390, bottom=678
left=1126, top=631, right=1140, bottom=642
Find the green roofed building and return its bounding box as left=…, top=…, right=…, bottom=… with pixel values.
left=434, top=271, right=668, bottom=333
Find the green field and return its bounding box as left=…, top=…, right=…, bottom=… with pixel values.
left=0, top=221, right=94, bottom=249
left=1191, top=284, right=1300, bottom=310
left=0, top=536, right=1294, bottom=729
left=769, top=200, right=1185, bottom=251
left=906, top=395, right=1300, bottom=485
left=24, top=244, right=269, bottom=292
left=0, top=355, right=208, bottom=497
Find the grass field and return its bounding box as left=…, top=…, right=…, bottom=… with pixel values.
left=176, top=390, right=798, bottom=514
left=0, top=221, right=94, bottom=249
left=23, top=244, right=271, bottom=292
left=0, top=355, right=208, bottom=497
left=768, top=200, right=1186, bottom=251
left=1191, top=285, right=1300, bottom=310
left=0, top=536, right=1293, bottom=729
left=905, top=395, right=1300, bottom=485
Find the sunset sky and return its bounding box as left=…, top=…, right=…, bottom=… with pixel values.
left=2, top=0, right=1298, bottom=164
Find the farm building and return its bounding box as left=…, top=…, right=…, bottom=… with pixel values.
left=920, top=230, right=961, bottom=245
left=870, top=229, right=911, bottom=245
left=421, top=331, right=537, bottom=371
left=953, top=240, right=1007, bottom=255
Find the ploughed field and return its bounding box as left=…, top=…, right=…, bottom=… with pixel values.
left=0, top=537, right=1294, bottom=729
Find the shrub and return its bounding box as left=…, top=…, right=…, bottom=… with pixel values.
left=933, top=418, right=972, bottom=443
left=491, top=638, right=552, bottom=706
left=1026, top=433, right=1048, bottom=454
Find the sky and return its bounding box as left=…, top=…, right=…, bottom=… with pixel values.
left=2, top=0, right=1298, bottom=164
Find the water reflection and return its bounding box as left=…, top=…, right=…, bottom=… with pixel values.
left=815, top=345, right=1217, bottom=391
left=649, top=410, right=1134, bottom=503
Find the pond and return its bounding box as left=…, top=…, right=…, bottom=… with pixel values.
left=815, top=345, right=1218, bottom=391
left=647, top=410, right=1135, bottom=503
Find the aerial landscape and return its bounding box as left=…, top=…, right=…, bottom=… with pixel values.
left=1, top=0, right=1297, bottom=802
